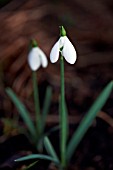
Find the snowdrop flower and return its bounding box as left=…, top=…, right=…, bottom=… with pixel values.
left=50, top=26, right=77, bottom=64
left=28, top=40, right=48, bottom=71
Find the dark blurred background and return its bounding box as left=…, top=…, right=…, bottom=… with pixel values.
left=0, top=0, right=113, bottom=116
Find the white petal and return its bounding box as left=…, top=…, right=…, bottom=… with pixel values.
left=38, top=47, right=48, bottom=68
left=62, top=36, right=77, bottom=64
left=50, top=39, right=59, bottom=63
left=28, top=47, right=41, bottom=71
left=59, top=36, right=65, bottom=48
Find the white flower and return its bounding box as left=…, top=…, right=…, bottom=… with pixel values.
left=50, top=36, right=77, bottom=64
left=28, top=47, right=48, bottom=71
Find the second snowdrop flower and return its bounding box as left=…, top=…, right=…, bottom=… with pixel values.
left=28, top=40, right=48, bottom=141
left=50, top=26, right=77, bottom=64
left=28, top=40, right=48, bottom=71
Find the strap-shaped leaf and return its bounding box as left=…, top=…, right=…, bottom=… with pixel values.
left=46, top=125, right=60, bottom=136
left=15, top=154, right=59, bottom=164
left=44, top=136, right=60, bottom=164
left=66, top=81, right=113, bottom=162
left=41, top=86, right=52, bottom=132
left=6, top=88, right=36, bottom=138
left=23, top=161, right=38, bottom=170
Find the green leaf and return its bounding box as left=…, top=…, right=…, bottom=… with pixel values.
left=41, top=86, right=52, bottom=132
left=15, top=154, right=59, bottom=164
left=6, top=88, right=36, bottom=138
left=23, top=161, right=38, bottom=170
left=66, top=81, right=113, bottom=162
left=46, top=125, right=60, bottom=136
left=44, top=136, right=60, bottom=164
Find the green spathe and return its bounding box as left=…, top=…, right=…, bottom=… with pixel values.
left=60, top=26, right=66, bottom=37
left=30, top=39, right=38, bottom=49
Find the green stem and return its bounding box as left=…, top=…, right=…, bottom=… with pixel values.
left=60, top=55, right=66, bottom=168
left=32, top=71, right=41, bottom=136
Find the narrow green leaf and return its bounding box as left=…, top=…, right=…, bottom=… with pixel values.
left=36, top=136, right=44, bottom=153
left=46, top=125, right=60, bottom=136
left=41, top=86, right=52, bottom=132
left=15, top=154, right=59, bottom=164
left=6, top=88, right=36, bottom=138
left=66, top=81, right=113, bottom=162
left=23, top=161, right=38, bottom=170
left=44, top=136, right=60, bottom=163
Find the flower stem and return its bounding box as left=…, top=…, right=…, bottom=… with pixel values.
left=32, top=71, right=41, bottom=136
left=60, top=55, right=66, bottom=168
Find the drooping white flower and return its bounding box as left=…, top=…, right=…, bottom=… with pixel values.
left=50, top=26, right=77, bottom=64
left=28, top=41, right=48, bottom=71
